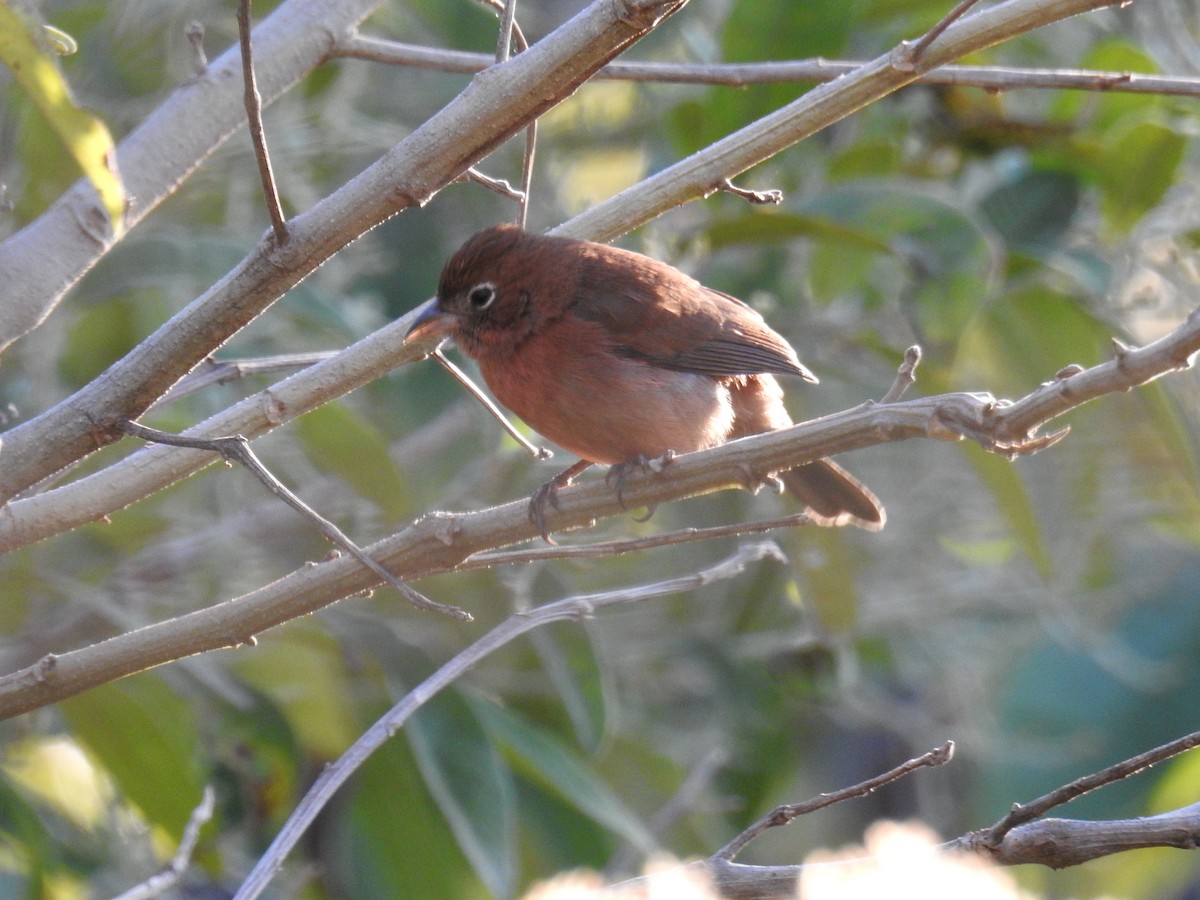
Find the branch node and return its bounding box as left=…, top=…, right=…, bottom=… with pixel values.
left=881, top=345, right=922, bottom=402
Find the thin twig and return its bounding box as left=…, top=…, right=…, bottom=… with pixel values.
left=517, top=120, right=537, bottom=229
left=184, top=21, right=207, bottom=76
left=719, top=178, right=783, bottom=205
left=880, top=345, right=922, bottom=403
left=981, top=729, right=1200, bottom=845
left=462, top=513, right=812, bottom=568
left=152, top=352, right=336, bottom=408
left=111, top=786, right=215, bottom=900
left=334, top=35, right=1200, bottom=97
left=464, top=168, right=526, bottom=200
left=233, top=542, right=784, bottom=900
left=714, top=741, right=955, bottom=861
left=607, top=746, right=730, bottom=875
left=898, top=0, right=984, bottom=67
left=433, top=347, right=552, bottom=459
left=494, top=0, right=518, bottom=63
left=477, top=0, right=538, bottom=226
left=237, top=0, right=288, bottom=244
left=117, top=419, right=471, bottom=621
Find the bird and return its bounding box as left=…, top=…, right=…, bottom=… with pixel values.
left=406, top=223, right=884, bottom=538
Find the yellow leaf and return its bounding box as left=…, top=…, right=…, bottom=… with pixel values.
left=0, top=2, right=124, bottom=233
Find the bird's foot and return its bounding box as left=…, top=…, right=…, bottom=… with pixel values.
left=529, top=460, right=594, bottom=544
left=605, top=451, right=675, bottom=518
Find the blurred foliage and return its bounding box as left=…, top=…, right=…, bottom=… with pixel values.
left=2, top=0, right=1200, bottom=898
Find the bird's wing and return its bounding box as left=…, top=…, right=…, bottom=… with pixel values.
left=573, top=251, right=817, bottom=382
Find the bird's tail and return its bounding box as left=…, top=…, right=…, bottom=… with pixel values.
left=780, top=460, right=885, bottom=531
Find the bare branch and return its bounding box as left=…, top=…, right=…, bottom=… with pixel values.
left=555, top=0, right=1123, bottom=245
left=237, top=0, right=289, bottom=244
left=0, top=0, right=382, bottom=353
left=897, top=0, right=984, bottom=67
left=117, top=419, right=470, bottom=620
left=5, top=301, right=1195, bottom=556
left=977, top=728, right=1200, bottom=846
left=184, top=21, right=207, bottom=76
left=714, top=742, right=954, bottom=861
left=111, top=786, right=215, bottom=900
left=334, top=34, right=1200, bottom=96
left=718, top=178, right=783, bottom=205
left=462, top=513, right=813, bottom=568
left=962, top=804, right=1200, bottom=869
left=432, top=347, right=553, bottom=459
left=880, top=345, right=922, bottom=403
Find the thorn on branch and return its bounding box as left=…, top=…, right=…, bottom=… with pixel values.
left=719, top=178, right=783, bottom=205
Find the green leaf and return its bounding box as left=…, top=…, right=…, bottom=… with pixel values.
left=705, top=211, right=893, bottom=256
left=1095, top=121, right=1185, bottom=234
left=528, top=624, right=608, bottom=754
left=407, top=691, right=517, bottom=899
left=231, top=625, right=360, bottom=759
left=959, top=447, right=1052, bottom=579
left=802, top=185, right=996, bottom=342
left=472, top=696, right=656, bottom=851
left=979, top=169, right=1080, bottom=255
left=0, top=2, right=124, bottom=232
left=295, top=402, right=410, bottom=522
left=60, top=676, right=205, bottom=839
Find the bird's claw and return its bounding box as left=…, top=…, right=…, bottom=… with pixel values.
left=529, top=479, right=564, bottom=545
left=605, top=451, right=674, bottom=516
left=528, top=459, right=595, bottom=544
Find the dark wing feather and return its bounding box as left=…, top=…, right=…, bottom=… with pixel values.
left=572, top=246, right=817, bottom=382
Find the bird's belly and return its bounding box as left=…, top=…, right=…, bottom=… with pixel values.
left=477, top=322, right=733, bottom=465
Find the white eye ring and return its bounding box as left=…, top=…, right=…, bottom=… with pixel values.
left=468, top=282, right=497, bottom=309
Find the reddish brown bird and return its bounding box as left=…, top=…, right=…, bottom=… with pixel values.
left=407, top=224, right=884, bottom=534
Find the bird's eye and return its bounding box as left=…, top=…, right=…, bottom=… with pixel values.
left=468, top=283, right=497, bottom=310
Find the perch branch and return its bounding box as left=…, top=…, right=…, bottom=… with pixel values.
left=1, top=307, right=1196, bottom=718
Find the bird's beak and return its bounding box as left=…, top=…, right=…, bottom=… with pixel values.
left=404, top=298, right=456, bottom=344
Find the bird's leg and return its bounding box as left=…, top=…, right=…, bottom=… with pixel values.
left=529, top=459, right=594, bottom=544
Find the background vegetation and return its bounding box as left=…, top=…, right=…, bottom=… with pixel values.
left=1, top=0, right=1199, bottom=897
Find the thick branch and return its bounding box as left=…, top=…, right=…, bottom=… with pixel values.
left=960, top=804, right=1200, bottom=869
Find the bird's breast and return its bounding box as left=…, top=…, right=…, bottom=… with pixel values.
left=474, top=315, right=735, bottom=465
